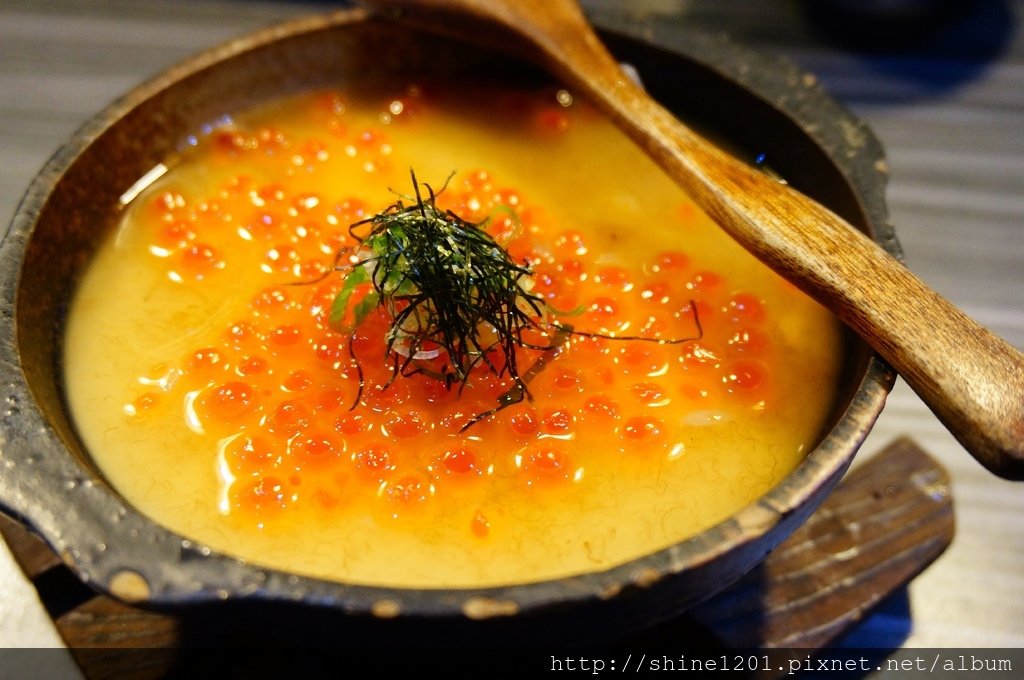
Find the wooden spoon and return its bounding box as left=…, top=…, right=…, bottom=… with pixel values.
left=362, top=0, right=1024, bottom=480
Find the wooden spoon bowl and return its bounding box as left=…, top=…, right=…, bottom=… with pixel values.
left=367, top=0, right=1024, bottom=480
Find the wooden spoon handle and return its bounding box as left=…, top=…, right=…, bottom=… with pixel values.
left=364, top=0, right=1024, bottom=479
left=604, top=86, right=1024, bottom=481
left=542, top=8, right=1024, bottom=480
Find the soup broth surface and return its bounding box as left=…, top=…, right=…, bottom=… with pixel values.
left=64, top=80, right=844, bottom=587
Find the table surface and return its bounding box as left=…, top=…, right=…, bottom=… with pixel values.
left=1, top=0, right=1021, bottom=666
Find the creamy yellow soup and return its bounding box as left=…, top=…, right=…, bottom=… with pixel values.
left=64, top=81, right=843, bottom=587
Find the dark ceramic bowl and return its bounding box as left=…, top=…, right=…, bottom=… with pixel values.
left=0, top=8, right=895, bottom=644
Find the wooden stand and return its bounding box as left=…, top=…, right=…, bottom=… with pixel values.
left=0, top=437, right=953, bottom=676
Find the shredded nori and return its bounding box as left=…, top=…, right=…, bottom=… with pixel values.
left=330, top=170, right=702, bottom=430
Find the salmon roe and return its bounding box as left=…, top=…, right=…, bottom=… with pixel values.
left=125, top=89, right=779, bottom=537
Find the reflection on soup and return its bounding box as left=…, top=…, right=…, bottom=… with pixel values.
left=64, top=81, right=844, bottom=587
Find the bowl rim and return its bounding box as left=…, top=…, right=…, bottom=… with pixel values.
left=0, top=7, right=897, bottom=624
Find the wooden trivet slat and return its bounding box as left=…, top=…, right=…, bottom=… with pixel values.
left=687, top=435, right=954, bottom=649
left=0, top=436, right=954, bottom=676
